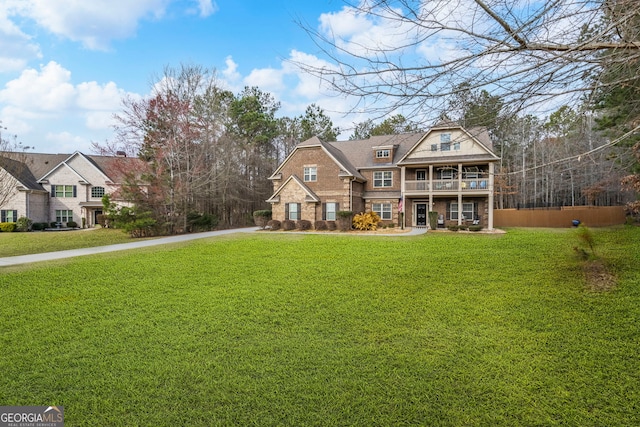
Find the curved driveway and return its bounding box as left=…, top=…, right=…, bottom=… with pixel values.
left=0, top=226, right=426, bottom=267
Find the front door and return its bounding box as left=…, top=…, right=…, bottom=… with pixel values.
left=416, top=203, right=427, bottom=227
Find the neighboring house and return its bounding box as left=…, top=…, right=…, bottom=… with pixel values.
left=267, top=121, right=500, bottom=230
left=0, top=151, right=136, bottom=227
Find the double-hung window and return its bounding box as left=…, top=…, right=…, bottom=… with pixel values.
left=52, top=185, right=76, bottom=198
left=372, top=203, right=392, bottom=220
left=55, top=210, right=73, bottom=223
left=303, top=166, right=317, bottom=182
left=373, top=171, right=393, bottom=188
left=286, top=203, right=301, bottom=220
left=440, top=133, right=451, bottom=151
left=324, top=202, right=338, bottom=221
left=1, top=210, right=17, bottom=222
left=449, top=203, right=475, bottom=220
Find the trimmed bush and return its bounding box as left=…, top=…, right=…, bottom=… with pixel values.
left=282, top=220, right=296, bottom=231
left=15, top=217, right=33, bottom=232
left=267, top=220, right=281, bottom=231
left=253, top=210, right=272, bottom=229
left=336, top=211, right=353, bottom=231
left=447, top=225, right=459, bottom=231
left=31, top=222, right=47, bottom=231
left=458, top=224, right=468, bottom=231
left=296, top=220, right=312, bottom=231
left=428, top=211, right=439, bottom=230
left=51, top=222, right=60, bottom=228
left=327, top=221, right=337, bottom=231
left=314, top=220, right=328, bottom=231
left=469, top=225, right=482, bottom=232
left=0, top=222, right=17, bottom=232
left=66, top=221, right=78, bottom=228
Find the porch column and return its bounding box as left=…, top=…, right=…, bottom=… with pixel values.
left=488, top=162, right=495, bottom=230
left=458, top=163, right=463, bottom=225
left=400, top=166, right=406, bottom=229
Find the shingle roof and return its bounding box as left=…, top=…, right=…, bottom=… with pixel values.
left=327, top=133, right=425, bottom=169
left=0, top=151, right=142, bottom=190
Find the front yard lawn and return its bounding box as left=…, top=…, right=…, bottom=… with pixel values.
left=1, top=227, right=639, bottom=426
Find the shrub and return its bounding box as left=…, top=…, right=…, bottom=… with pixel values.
left=187, top=212, right=218, bottom=232
left=66, top=221, right=78, bottom=228
left=297, top=220, right=312, bottom=231
left=327, top=221, right=337, bottom=231
left=458, top=224, right=468, bottom=231
left=96, top=214, right=106, bottom=227
left=314, top=220, right=328, bottom=231
left=388, top=223, right=395, bottom=228
left=15, top=217, right=33, bottom=232
left=428, top=211, right=439, bottom=230
left=267, top=220, right=281, bottom=231
left=447, top=225, right=459, bottom=231
left=51, top=222, right=60, bottom=228
left=336, top=211, right=353, bottom=232
left=469, top=225, right=483, bottom=232
left=282, top=220, right=296, bottom=231
left=253, top=210, right=272, bottom=229
left=0, top=222, right=17, bottom=232
left=31, top=222, right=47, bottom=231
left=353, top=211, right=381, bottom=231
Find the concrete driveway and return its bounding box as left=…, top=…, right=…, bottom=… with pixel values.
left=0, top=227, right=259, bottom=267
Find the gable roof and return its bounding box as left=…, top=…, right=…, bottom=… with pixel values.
left=266, top=174, right=320, bottom=203
left=269, top=136, right=366, bottom=181
left=327, top=133, right=425, bottom=169
left=0, top=151, right=143, bottom=190
left=397, top=123, right=498, bottom=165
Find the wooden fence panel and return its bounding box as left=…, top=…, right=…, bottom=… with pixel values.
left=494, top=206, right=626, bottom=228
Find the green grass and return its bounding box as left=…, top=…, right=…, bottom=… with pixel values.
left=1, top=227, right=639, bottom=426
left=0, top=228, right=147, bottom=257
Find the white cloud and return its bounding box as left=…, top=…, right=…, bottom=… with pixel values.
left=0, top=62, right=75, bottom=111
left=244, top=68, right=285, bottom=93
left=0, top=8, right=42, bottom=72
left=222, top=56, right=241, bottom=82
left=196, top=0, right=218, bottom=18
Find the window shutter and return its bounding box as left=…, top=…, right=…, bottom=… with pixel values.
left=0, top=211, right=5, bottom=222
left=285, top=203, right=289, bottom=221
left=73, top=186, right=77, bottom=197
left=336, top=203, right=339, bottom=212
left=446, top=202, right=451, bottom=220
left=297, top=203, right=301, bottom=220
left=322, top=203, right=326, bottom=220
left=13, top=210, right=17, bottom=221
left=51, top=185, right=56, bottom=197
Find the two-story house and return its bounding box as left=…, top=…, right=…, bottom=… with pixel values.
left=267, top=122, right=499, bottom=230
left=0, top=151, right=137, bottom=227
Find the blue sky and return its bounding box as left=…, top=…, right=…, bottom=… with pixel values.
left=0, top=0, right=374, bottom=154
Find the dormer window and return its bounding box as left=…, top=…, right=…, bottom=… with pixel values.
left=440, top=133, right=452, bottom=151
left=376, top=149, right=390, bottom=158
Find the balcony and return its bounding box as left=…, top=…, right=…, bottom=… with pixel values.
left=404, top=179, right=489, bottom=194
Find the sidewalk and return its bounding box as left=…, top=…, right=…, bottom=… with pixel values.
left=0, top=227, right=259, bottom=267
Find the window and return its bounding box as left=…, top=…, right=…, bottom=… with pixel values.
left=1, top=210, right=17, bottom=222
left=52, top=185, right=76, bottom=198
left=440, top=168, right=454, bottom=179
left=91, top=186, right=105, bottom=198
left=431, top=144, right=438, bottom=152
left=441, top=142, right=451, bottom=151
left=324, top=202, right=338, bottom=221
left=453, top=141, right=461, bottom=150
left=376, top=149, right=390, bottom=158
left=416, top=170, right=426, bottom=180
left=286, top=203, right=300, bottom=220
left=440, top=133, right=451, bottom=142
left=373, top=171, right=393, bottom=187
left=303, top=166, right=317, bottom=182
left=448, top=203, right=475, bottom=220
left=56, top=210, right=73, bottom=223
left=372, top=203, right=392, bottom=220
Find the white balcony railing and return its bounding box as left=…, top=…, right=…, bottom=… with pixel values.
left=404, top=179, right=489, bottom=193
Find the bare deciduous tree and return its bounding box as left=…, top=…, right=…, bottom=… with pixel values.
left=296, top=0, right=639, bottom=119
